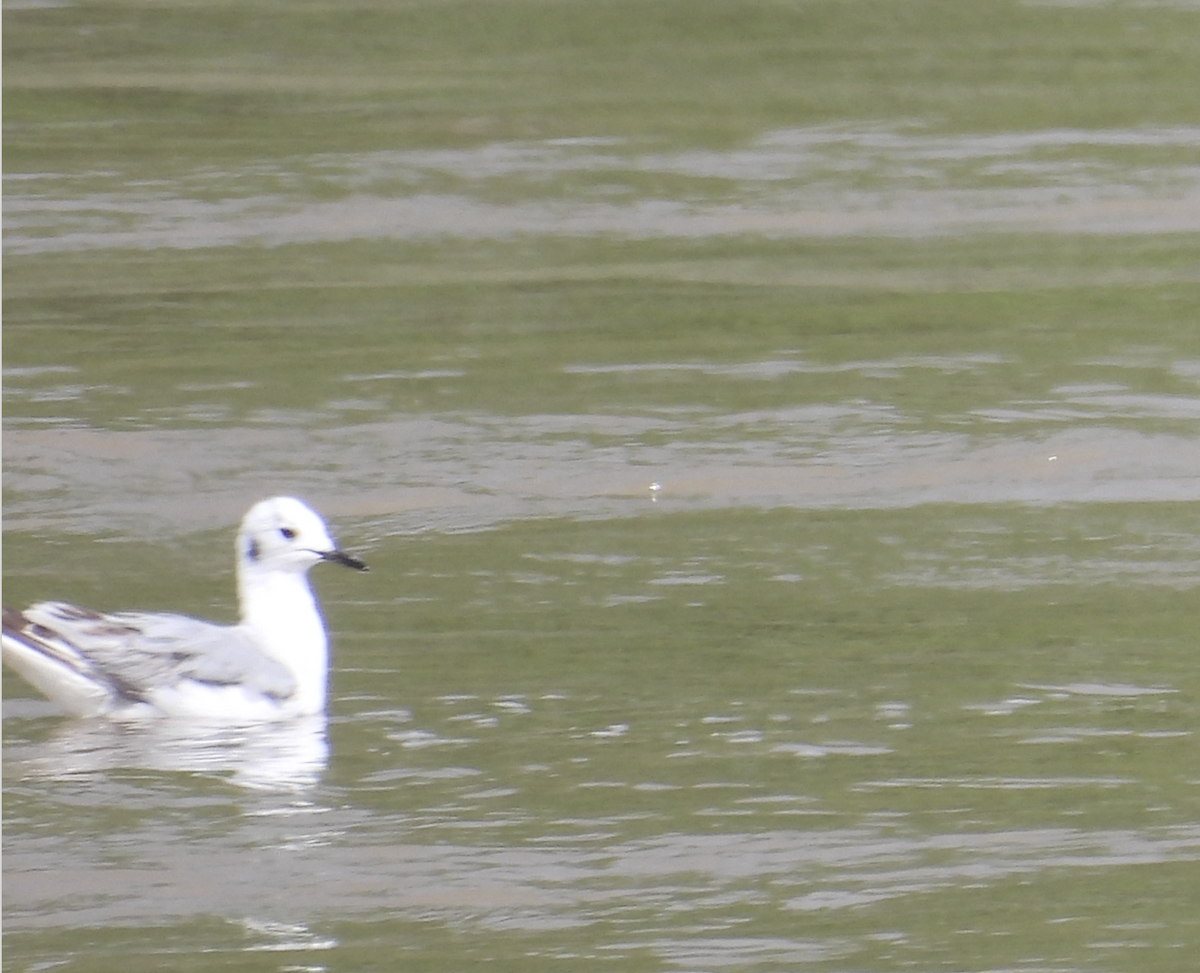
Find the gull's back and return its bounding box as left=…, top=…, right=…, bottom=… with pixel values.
left=2, top=601, right=297, bottom=719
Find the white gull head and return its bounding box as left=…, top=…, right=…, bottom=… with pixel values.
left=233, top=497, right=368, bottom=716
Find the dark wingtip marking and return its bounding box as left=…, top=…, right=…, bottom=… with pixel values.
left=50, top=603, right=106, bottom=622
left=3, top=605, right=30, bottom=634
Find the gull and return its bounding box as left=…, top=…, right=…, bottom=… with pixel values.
left=2, top=497, right=367, bottom=722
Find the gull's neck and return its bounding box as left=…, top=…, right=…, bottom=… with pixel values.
left=237, top=564, right=328, bottom=715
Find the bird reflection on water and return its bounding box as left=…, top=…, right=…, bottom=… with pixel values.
left=5, top=712, right=329, bottom=791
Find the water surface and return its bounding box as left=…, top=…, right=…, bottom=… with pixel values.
left=5, top=1, right=1200, bottom=970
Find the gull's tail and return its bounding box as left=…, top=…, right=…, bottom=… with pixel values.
left=2, top=606, right=116, bottom=717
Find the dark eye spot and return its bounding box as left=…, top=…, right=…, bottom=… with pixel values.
left=280, top=527, right=297, bottom=540
left=247, top=539, right=260, bottom=562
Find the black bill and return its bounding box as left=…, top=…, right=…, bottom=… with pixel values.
left=322, top=549, right=369, bottom=571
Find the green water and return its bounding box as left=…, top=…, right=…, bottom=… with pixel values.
left=5, top=0, right=1200, bottom=970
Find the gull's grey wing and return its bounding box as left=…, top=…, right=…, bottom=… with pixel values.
left=119, top=611, right=298, bottom=700
left=3, top=604, right=128, bottom=714
left=23, top=602, right=297, bottom=703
